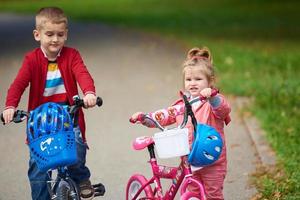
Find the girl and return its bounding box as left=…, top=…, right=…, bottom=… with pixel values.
left=130, top=47, right=231, bottom=200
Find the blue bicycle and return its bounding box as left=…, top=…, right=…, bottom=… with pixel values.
left=1, top=96, right=105, bottom=200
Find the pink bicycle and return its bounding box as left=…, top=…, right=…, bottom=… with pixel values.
left=126, top=92, right=216, bottom=200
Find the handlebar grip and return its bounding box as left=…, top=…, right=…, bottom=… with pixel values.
left=1, top=113, right=4, bottom=124
left=211, top=88, right=219, bottom=97
left=129, top=113, right=145, bottom=124
left=199, top=88, right=219, bottom=101
left=96, top=97, right=103, bottom=107
left=129, top=117, right=135, bottom=124
left=73, top=96, right=103, bottom=107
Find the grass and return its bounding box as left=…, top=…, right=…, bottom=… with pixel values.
left=1, top=0, right=300, bottom=199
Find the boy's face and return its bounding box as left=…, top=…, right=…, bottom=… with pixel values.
left=184, top=67, right=210, bottom=97
left=33, top=20, right=68, bottom=59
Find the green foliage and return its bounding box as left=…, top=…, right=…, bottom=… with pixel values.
left=0, top=0, right=299, bottom=41
left=253, top=164, right=300, bottom=199
left=1, top=0, right=300, bottom=199
left=253, top=83, right=300, bottom=198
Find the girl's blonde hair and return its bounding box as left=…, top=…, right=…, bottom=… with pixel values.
left=182, top=47, right=215, bottom=86
left=35, top=7, right=68, bottom=30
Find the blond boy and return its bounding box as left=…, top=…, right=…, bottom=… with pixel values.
left=2, top=7, right=97, bottom=200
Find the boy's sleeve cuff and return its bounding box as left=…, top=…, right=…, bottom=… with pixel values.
left=4, top=106, right=16, bottom=110
left=84, top=91, right=96, bottom=96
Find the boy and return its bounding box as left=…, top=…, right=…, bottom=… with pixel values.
left=2, top=7, right=96, bottom=200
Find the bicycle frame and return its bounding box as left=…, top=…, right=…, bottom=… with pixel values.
left=131, top=143, right=205, bottom=200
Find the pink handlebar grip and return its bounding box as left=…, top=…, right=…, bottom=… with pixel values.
left=129, top=113, right=145, bottom=124
left=129, top=117, right=136, bottom=123
left=199, top=88, right=219, bottom=101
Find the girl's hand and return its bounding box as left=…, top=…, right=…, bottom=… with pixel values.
left=200, top=88, right=212, bottom=99
left=129, top=112, right=144, bottom=124
left=2, top=108, right=15, bottom=124
left=83, top=93, right=97, bottom=108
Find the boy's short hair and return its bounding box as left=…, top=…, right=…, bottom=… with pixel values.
left=35, top=7, right=68, bottom=30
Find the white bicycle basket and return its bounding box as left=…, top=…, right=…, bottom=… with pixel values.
left=153, top=128, right=190, bottom=159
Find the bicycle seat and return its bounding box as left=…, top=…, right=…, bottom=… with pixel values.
left=132, top=136, right=154, bottom=150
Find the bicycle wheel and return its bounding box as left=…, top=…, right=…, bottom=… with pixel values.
left=181, top=191, right=203, bottom=200
left=126, top=174, right=154, bottom=200
left=56, top=179, right=80, bottom=200
left=66, top=178, right=81, bottom=200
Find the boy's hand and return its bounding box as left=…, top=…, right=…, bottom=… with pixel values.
left=83, top=93, right=97, bottom=108
left=2, top=108, right=15, bottom=124
left=200, top=88, right=212, bottom=99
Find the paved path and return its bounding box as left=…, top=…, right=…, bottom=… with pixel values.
left=0, top=13, right=258, bottom=199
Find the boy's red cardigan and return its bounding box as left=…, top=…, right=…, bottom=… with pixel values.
left=5, top=47, right=96, bottom=142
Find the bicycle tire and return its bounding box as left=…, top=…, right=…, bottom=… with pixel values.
left=66, top=178, right=81, bottom=200
left=126, top=174, right=154, bottom=200
left=56, top=179, right=80, bottom=200
left=56, top=180, right=70, bottom=200
left=181, top=191, right=203, bottom=200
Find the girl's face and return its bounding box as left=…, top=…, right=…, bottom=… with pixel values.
left=184, top=67, right=210, bottom=97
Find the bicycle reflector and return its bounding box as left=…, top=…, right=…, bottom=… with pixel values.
left=188, top=124, right=223, bottom=167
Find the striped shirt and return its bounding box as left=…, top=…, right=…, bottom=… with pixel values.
left=42, top=61, right=68, bottom=103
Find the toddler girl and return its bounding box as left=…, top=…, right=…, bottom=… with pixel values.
left=130, top=47, right=231, bottom=200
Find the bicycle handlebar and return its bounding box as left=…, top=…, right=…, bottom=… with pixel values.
left=131, top=88, right=219, bottom=131
left=1, top=110, right=29, bottom=124
left=1, top=96, right=103, bottom=125
left=69, top=96, right=103, bottom=116
left=140, top=92, right=194, bottom=132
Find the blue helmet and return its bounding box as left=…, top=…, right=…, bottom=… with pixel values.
left=27, top=103, right=73, bottom=141
left=188, top=124, right=223, bottom=167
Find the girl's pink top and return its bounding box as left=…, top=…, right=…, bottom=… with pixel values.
left=144, top=94, right=231, bottom=165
